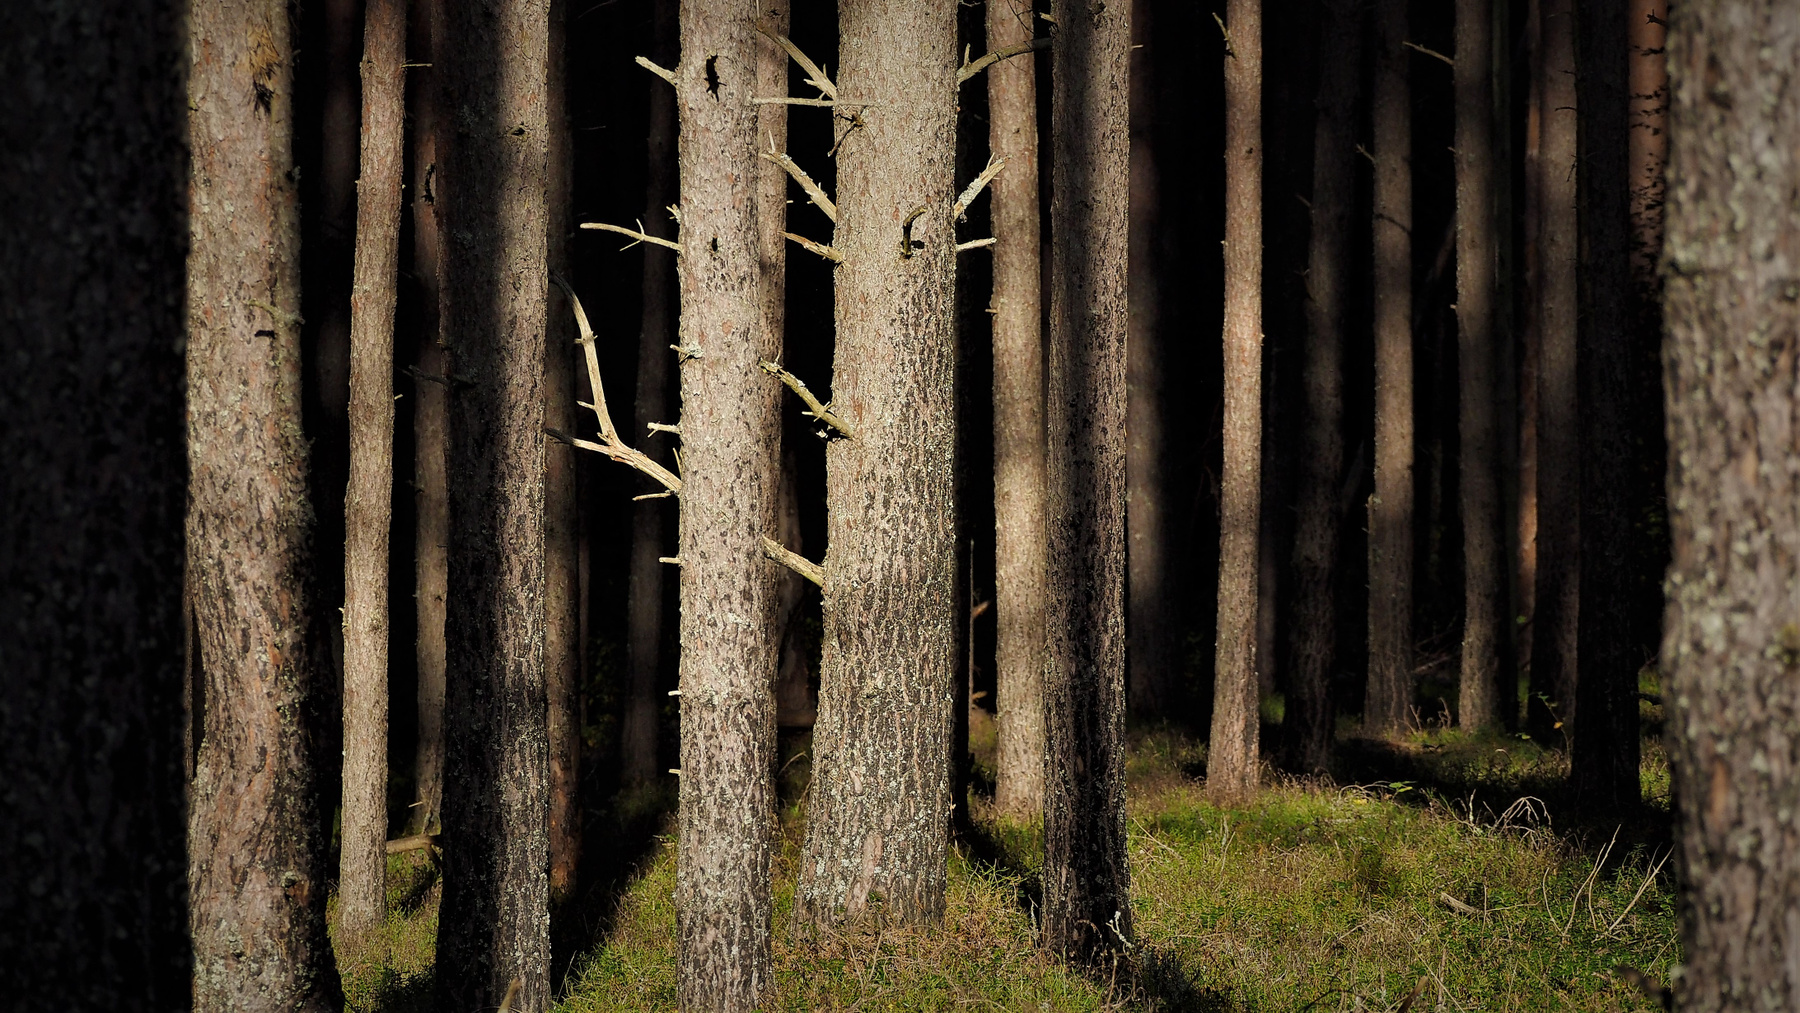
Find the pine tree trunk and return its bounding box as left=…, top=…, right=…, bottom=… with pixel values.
left=1627, top=0, right=1667, bottom=296
left=338, top=0, right=406, bottom=947
left=623, top=0, right=677, bottom=790
left=1529, top=0, right=1579, bottom=743
left=797, top=0, right=960, bottom=928
left=1365, top=0, right=1414, bottom=737
left=186, top=0, right=338, bottom=1006
left=0, top=0, right=190, bottom=1003
left=988, top=0, right=1046, bottom=817
left=672, top=4, right=783, bottom=1004
left=1208, top=0, right=1262, bottom=802
left=1456, top=0, right=1509, bottom=730
left=1042, top=0, right=1132, bottom=956
left=1285, top=0, right=1360, bottom=775
left=1661, top=3, right=1800, bottom=1005
left=434, top=0, right=552, bottom=1005
left=1514, top=0, right=1542, bottom=722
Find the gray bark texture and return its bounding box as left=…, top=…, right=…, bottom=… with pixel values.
left=796, top=0, right=960, bottom=929
left=672, top=3, right=783, bottom=1006
left=433, top=0, right=553, bottom=1006
left=1660, top=2, right=1800, bottom=1007
left=989, top=0, right=1047, bottom=816
left=1208, top=0, right=1262, bottom=803
left=1365, top=0, right=1414, bottom=736
left=339, top=0, right=406, bottom=946
left=1041, top=0, right=1134, bottom=959
left=0, top=0, right=190, bottom=1005
left=1285, top=0, right=1361, bottom=775
left=185, top=0, right=339, bottom=1007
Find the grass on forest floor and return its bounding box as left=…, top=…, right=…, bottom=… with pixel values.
left=338, top=721, right=1680, bottom=1012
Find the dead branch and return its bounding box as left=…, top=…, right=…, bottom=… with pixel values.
left=756, top=21, right=835, bottom=98
left=580, top=219, right=681, bottom=253
left=760, top=146, right=836, bottom=222
left=782, top=231, right=843, bottom=264
left=385, top=833, right=438, bottom=855
left=955, top=37, right=1050, bottom=85
left=759, top=359, right=853, bottom=437
left=956, top=237, right=997, bottom=253
left=635, top=55, right=675, bottom=84
left=548, top=274, right=684, bottom=493
left=762, top=536, right=824, bottom=587
left=953, top=154, right=1006, bottom=220
left=1403, top=40, right=1454, bottom=67
left=751, top=96, right=876, bottom=108
left=1436, top=891, right=1479, bottom=917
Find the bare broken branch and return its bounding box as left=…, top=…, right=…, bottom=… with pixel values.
left=956, top=237, right=997, bottom=252
left=751, top=96, right=876, bottom=108
left=756, top=21, right=836, bottom=98
left=781, top=231, right=843, bottom=264
left=1403, top=40, right=1454, bottom=67
left=760, top=147, right=836, bottom=222
left=953, top=154, right=1006, bottom=220
left=759, top=359, right=853, bottom=437
left=955, top=37, right=1050, bottom=85
left=580, top=219, right=681, bottom=253
left=761, top=536, right=824, bottom=587
left=635, top=55, right=676, bottom=84
left=386, top=833, right=439, bottom=855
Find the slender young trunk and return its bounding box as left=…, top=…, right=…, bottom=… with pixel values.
left=1365, top=0, right=1414, bottom=736
left=797, top=0, right=959, bottom=928
left=1529, top=0, right=1579, bottom=742
left=0, top=0, right=189, bottom=1002
left=434, top=0, right=552, bottom=1005
left=1661, top=3, right=1800, bottom=1005
left=186, top=1, right=337, bottom=1006
left=1456, top=0, right=1509, bottom=730
left=989, top=0, right=1046, bottom=816
left=623, top=0, right=677, bottom=790
left=1284, top=0, right=1361, bottom=775
left=1627, top=0, right=1667, bottom=296
left=338, top=0, right=406, bottom=946
left=1042, top=0, right=1132, bottom=957
left=409, top=0, right=448, bottom=836
left=759, top=0, right=798, bottom=728
left=671, top=5, right=783, bottom=1005
left=1515, top=0, right=1542, bottom=721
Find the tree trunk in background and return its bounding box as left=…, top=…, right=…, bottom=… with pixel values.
left=1661, top=4, right=1800, bottom=1005
left=1042, top=0, right=1132, bottom=958
left=1627, top=1, right=1667, bottom=294
left=1456, top=0, right=1508, bottom=730
left=434, top=0, right=551, bottom=1005
left=797, top=0, right=959, bottom=929
left=1529, top=0, right=1579, bottom=743
left=989, top=0, right=1046, bottom=816
left=338, top=0, right=406, bottom=946
left=0, top=0, right=189, bottom=1004
left=1365, top=0, right=1414, bottom=737
left=186, top=0, right=338, bottom=1006
left=1515, top=0, right=1542, bottom=723
left=1284, top=0, right=1360, bottom=775
left=623, top=0, right=677, bottom=790
left=408, top=0, right=448, bottom=836
left=671, top=6, right=783, bottom=1005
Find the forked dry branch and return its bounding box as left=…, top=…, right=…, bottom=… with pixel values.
left=955, top=37, right=1050, bottom=85
left=759, top=359, right=853, bottom=437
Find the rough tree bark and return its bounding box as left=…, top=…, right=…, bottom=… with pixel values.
left=1529, top=0, right=1579, bottom=742
left=1042, top=0, right=1133, bottom=957
left=1628, top=0, right=1667, bottom=295
left=1284, top=0, right=1361, bottom=775
left=988, top=0, right=1046, bottom=816
left=1660, top=2, right=1800, bottom=1006
left=796, top=0, right=960, bottom=928
left=1365, top=0, right=1414, bottom=736
left=0, top=0, right=190, bottom=1005
left=338, top=0, right=406, bottom=946
left=185, top=0, right=339, bottom=1007
left=1456, top=0, right=1509, bottom=730
left=434, top=0, right=552, bottom=1006
left=1515, top=0, right=1542, bottom=717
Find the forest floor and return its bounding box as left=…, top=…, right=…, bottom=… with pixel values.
left=337, top=708, right=1680, bottom=1012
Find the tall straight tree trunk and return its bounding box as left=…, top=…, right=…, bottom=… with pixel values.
left=759, top=1, right=796, bottom=728
left=339, top=0, right=406, bottom=946
left=623, top=0, right=677, bottom=790
left=1042, top=0, right=1132, bottom=957
left=1529, top=0, right=1579, bottom=742
left=1284, top=0, right=1361, bottom=775
left=988, top=0, right=1046, bottom=816
left=1627, top=0, right=1667, bottom=295
left=409, top=0, right=448, bottom=836
left=1515, top=0, right=1543, bottom=720
left=670, top=5, right=783, bottom=1005
left=186, top=0, right=338, bottom=1007
left=1365, top=0, right=1414, bottom=736
left=796, top=0, right=959, bottom=928
left=434, top=0, right=552, bottom=1006
left=0, top=0, right=190, bottom=1003
left=1456, top=0, right=1509, bottom=730
left=1661, top=2, right=1800, bottom=1005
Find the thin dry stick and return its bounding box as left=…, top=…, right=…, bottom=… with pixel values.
left=1403, top=40, right=1454, bottom=66
left=759, top=359, right=853, bottom=436
left=1605, top=848, right=1672, bottom=936
left=760, top=147, right=836, bottom=221
left=635, top=55, right=675, bottom=84
left=1564, top=826, right=1619, bottom=937
left=955, top=237, right=997, bottom=253
left=548, top=274, right=683, bottom=493
left=956, top=37, right=1050, bottom=85
left=761, top=536, right=824, bottom=587
left=580, top=219, right=681, bottom=252
left=953, top=154, right=1007, bottom=219
left=781, top=231, right=842, bottom=263
left=756, top=21, right=835, bottom=97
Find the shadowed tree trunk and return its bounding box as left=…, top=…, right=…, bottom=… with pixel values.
left=434, top=0, right=552, bottom=1005
left=1284, top=0, right=1361, bottom=775
left=1661, top=2, right=1800, bottom=1006
left=1042, top=0, right=1132, bottom=957
left=1365, top=0, right=1414, bottom=737
left=988, top=0, right=1046, bottom=816
left=185, top=0, right=339, bottom=1006
left=1456, top=0, right=1510, bottom=730
left=795, top=0, right=960, bottom=930
left=1529, top=0, right=1579, bottom=742
left=1515, top=0, right=1542, bottom=723
left=0, top=0, right=190, bottom=1004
